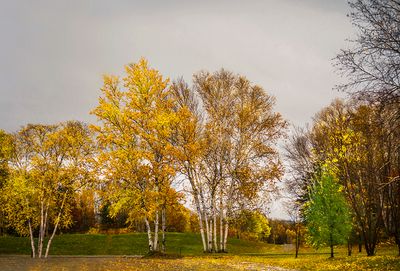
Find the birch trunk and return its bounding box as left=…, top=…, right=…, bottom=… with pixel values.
left=199, top=187, right=211, bottom=252
left=44, top=217, right=60, bottom=258
left=223, top=218, right=229, bottom=252
left=209, top=219, right=213, bottom=252
left=28, top=220, right=35, bottom=258
left=40, top=203, right=49, bottom=258
left=154, top=210, right=159, bottom=251
left=189, top=168, right=207, bottom=252
left=44, top=193, right=67, bottom=258
left=194, top=192, right=207, bottom=252
left=38, top=200, right=44, bottom=258
left=45, top=222, right=59, bottom=258
left=212, top=195, right=218, bottom=252
left=144, top=217, right=153, bottom=252
left=43, top=203, right=49, bottom=239
left=161, top=207, right=166, bottom=253
left=219, top=195, right=223, bottom=252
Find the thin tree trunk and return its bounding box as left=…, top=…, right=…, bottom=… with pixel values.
left=44, top=193, right=67, bottom=258
left=144, top=217, right=153, bottom=252
left=154, top=210, right=159, bottom=252
left=219, top=207, right=223, bottom=252
left=28, top=220, right=36, bottom=258
left=219, top=188, right=224, bottom=252
left=213, top=214, right=217, bottom=252
left=161, top=206, right=166, bottom=253
left=194, top=192, right=207, bottom=252
left=397, top=240, right=400, bottom=256
left=347, top=238, right=352, bottom=256
left=295, top=224, right=299, bottom=258
left=38, top=200, right=44, bottom=258
left=44, top=218, right=59, bottom=258
left=330, top=232, right=334, bottom=258
left=363, top=231, right=376, bottom=256
left=222, top=198, right=232, bottom=252
left=223, top=219, right=229, bottom=252
left=43, top=203, right=49, bottom=240
left=209, top=219, right=213, bottom=252
left=212, top=195, right=217, bottom=252
left=188, top=168, right=207, bottom=252
left=39, top=202, right=49, bottom=258
left=199, top=187, right=211, bottom=252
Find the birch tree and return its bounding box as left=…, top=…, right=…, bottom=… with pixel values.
left=3, top=121, right=95, bottom=258
left=173, top=70, right=286, bottom=253
left=91, top=58, right=179, bottom=253
left=170, top=79, right=210, bottom=252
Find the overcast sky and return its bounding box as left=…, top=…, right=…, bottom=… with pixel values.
left=0, top=0, right=355, bottom=218
left=0, top=0, right=354, bottom=132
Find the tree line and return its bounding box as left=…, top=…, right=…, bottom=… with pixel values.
left=285, top=0, right=400, bottom=258
left=0, top=60, right=285, bottom=258
left=0, top=0, right=398, bottom=259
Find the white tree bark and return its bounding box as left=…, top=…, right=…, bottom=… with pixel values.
left=161, top=207, right=166, bottom=253
left=38, top=200, right=44, bottom=258
left=219, top=196, right=224, bottom=252
left=200, top=189, right=211, bottom=252
left=45, top=193, right=67, bottom=258
left=194, top=193, right=207, bottom=252
left=28, top=220, right=35, bottom=258
left=188, top=167, right=207, bottom=252
left=212, top=194, right=218, bottom=252
left=209, top=219, right=213, bottom=252
left=144, top=217, right=153, bottom=252
left=154, top=210, right=159, bottom=251
left=223, top=219, right=229, bottom=252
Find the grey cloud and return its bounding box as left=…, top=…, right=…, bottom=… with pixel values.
left=1, top=0, right=352, bottom=133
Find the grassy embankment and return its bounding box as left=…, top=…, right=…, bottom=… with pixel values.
left=0, top=232, right=399, bottom=270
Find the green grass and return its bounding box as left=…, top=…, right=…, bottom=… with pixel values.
left=0, top=232, right=272, bottom=256
left=0, top=233, right=399, bottom=270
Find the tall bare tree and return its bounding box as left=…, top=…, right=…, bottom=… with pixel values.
left=335, top=0, right=400, bottom=104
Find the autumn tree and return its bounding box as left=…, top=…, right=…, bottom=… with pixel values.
left=0, top=130, right=13, bottom=235
left=304, top=169, right=352, bottom=258
left=284, top=200, right=303, bottom=258
left=91, top=58, right=179, bottom=253
left=335, top=1, right=400, bottom=252
left=69, top=188, right=97, bottom=232
left=376, top=103, right=400, bottom=256
left=170, top=78, right=209, bottom=251
left=286, top=98, right=400, bottom=256
left=267, top=219, right=292, bottom=244
left=335, top=0, right=400, bottom=104
left=2, top=121, right=95, bottom=258
left=172, top=70, right=286, bottom=253
left=314, top=100, right=400, bottom=256
left=231, top=209, right=271, bottom=241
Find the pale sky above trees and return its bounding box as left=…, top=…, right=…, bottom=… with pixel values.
left=0, top=0, right=353, bottom=132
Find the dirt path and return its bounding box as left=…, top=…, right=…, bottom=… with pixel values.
left=228, top=261, right=298, bottom=271
left=0, top=256, right=298, bottom=271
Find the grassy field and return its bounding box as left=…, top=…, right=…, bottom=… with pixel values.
left=0, top=232, right=275, bottom=256
left=0, top=233, right=399, bottom=270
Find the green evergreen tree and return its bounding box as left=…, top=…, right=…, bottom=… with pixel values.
left=304, top=169, right=352, bottom=258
